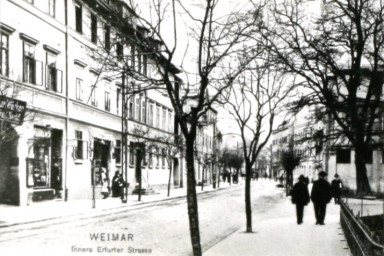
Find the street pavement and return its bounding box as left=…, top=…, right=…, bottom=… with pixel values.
left=0, top=182, right=236, bottom=228
left=204, top=183, right=351, bottom=256
left=0, top=180, right=352, bottom=256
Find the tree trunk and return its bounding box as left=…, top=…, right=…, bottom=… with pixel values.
left=354, top=147, right=372, bottom=195
left=201, top=166, right=205, bottom=191
left=185, top=142, right=202, bottom=256
left=167, top=162, right=172, bottom=197
left=245, top=162, right=252, bottom=233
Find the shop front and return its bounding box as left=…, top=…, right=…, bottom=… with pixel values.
left=26, top=126, right=63, bottom=202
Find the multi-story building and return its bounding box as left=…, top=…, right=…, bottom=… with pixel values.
left=271, top=107, right=320, bottom=182
left=0, top=0, right=184, bottom=206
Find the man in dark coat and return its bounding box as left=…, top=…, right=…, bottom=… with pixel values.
left=311, top=171, right=332, bottom=225
left=291, top=175, right=310, bottom=224
left=331, top=174, right=343, bottom=204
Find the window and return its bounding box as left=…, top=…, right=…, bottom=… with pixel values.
left=148, top=102, right=154, bottom=126
left=156, top=153, right=160, bottom=169
left=23, top=42, right=39, bottom=84
left=48, top=0, right=55, bottom=17
left=130, top=45, right=135, bottom=70
left=91, top=85, right=97, bottom=106
left=116, top=42, right=123, bottom=61
left=75, top=2, right=82, bottom=33
left=162, top=108, right=166, bottom=130
left=137, top=52, right=142, bottom=73
left=336, top=148, right=351, bottom=164
left=74, top=130, right=87, bottom=160
left=46, top=52, right=62, bottom=92
left=148, top=152, right=153, bottom=168
left=91, top=13, right=97, bottom=44
left=135, top=97, right=140, bottom=121
left=141, top=99, right=146, bottom=123
left=162, top=148, right=166, bottom=169
left=156, top=105, right=160, bottom=128
left=168, top=110, right=173, bottom=132
left=116, top=88, right=121, bottom=115
left=128, top=98, right=134, bottom=119
left=114, top=140, right=121, bottom=164
left=0, top=34, right=9, bottom=76
left=104, top=91, right=110, bottom=111
left=143, top=55, right=148, bottom=75
left=76, top=78, right=83, bottom=100
left=104, top=25, right=110, bottom=51
left=129, top=142, right=135, bottom=166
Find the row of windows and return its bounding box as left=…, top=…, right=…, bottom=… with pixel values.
left=24, top=0, right=56, bottom=17
left=335, top=148, right=376, bottom=164
left=75, top=1, right=149, bottom=75
left=196, top=131, right=214, bottom=150
left=0, top=31, right=63, bottom=92
left=73, top=131, right=171, bottom=169
left=0, top=27, right=168, bottom=127
left=127, top=96, right=174, bottom=132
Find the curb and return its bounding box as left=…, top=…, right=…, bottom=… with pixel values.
left=0, top=184, right=241, bottom=230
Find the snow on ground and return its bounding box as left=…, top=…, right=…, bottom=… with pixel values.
left=0, top=180, right=284, bottom=256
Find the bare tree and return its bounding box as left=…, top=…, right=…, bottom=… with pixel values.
left=225, top=63, right=292, bottom=232
left=87, top=1, right=264, bottom=254
left=150, top=134, right=183, bottom=196
left=260, top=0, right=384, bottom=194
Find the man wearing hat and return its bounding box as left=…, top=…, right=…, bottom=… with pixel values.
left=331, top=174, right=343, bottom=204
left=291, top=175, right=310, bottom=224
left=311, top=171, right=332, bottom=225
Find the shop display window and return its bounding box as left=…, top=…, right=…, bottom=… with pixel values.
left=26, top=138, right=51, bottom=188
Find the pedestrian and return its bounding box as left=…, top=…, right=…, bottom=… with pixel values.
left=101, top=178, right=110, bottom=199
left=112, top=171, right=123, bottom=198
left=311, top=171, right=332, bottom=225
left=291, top=175, right=310, bottom=224
left=304, top=176, right=310, bottom=186
left=331, top=174, right=343, bottom=204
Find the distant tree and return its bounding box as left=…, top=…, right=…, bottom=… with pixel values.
left=226, top=151, right=243, bottom=182
left=280, top=144, right=301, bottom=196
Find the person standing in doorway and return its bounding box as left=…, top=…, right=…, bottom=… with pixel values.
left=291, top=175, right=310, bottom=224
left=331, top=174, right=343, bottom=204
left=311, top=171, right=332, bottom=225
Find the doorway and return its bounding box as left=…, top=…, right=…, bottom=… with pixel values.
left=0, top=127, right=19, bottom=205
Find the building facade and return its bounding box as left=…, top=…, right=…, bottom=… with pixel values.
left=0, top=0, right=185, bottom=206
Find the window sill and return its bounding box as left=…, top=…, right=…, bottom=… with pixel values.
left=74, top=159, right=84, bottom=165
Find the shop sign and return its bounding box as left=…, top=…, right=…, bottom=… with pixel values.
left=0, top=96, right=27, bottom=125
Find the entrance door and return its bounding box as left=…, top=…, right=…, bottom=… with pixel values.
left=50, top=129, right=62, bottom=197
left=0, top=136, right=19, bottom=205
left=93, top=139, right=111, bottom=185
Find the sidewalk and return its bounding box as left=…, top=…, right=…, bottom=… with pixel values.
left=204, top=191, right=351, bottom=256
left=0, top=182, right=237, bottom=228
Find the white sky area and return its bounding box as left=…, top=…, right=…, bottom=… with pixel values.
left=132, top=0, right=320, bottom=147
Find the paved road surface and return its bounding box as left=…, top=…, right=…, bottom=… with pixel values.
left=0, top=181, right=282, bottom=256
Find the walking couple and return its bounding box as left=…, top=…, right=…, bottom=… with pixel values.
left=291, top=171, right=332, bottom=225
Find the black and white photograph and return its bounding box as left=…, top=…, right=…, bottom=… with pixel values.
left=0, top=0, right=383, bottom=255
